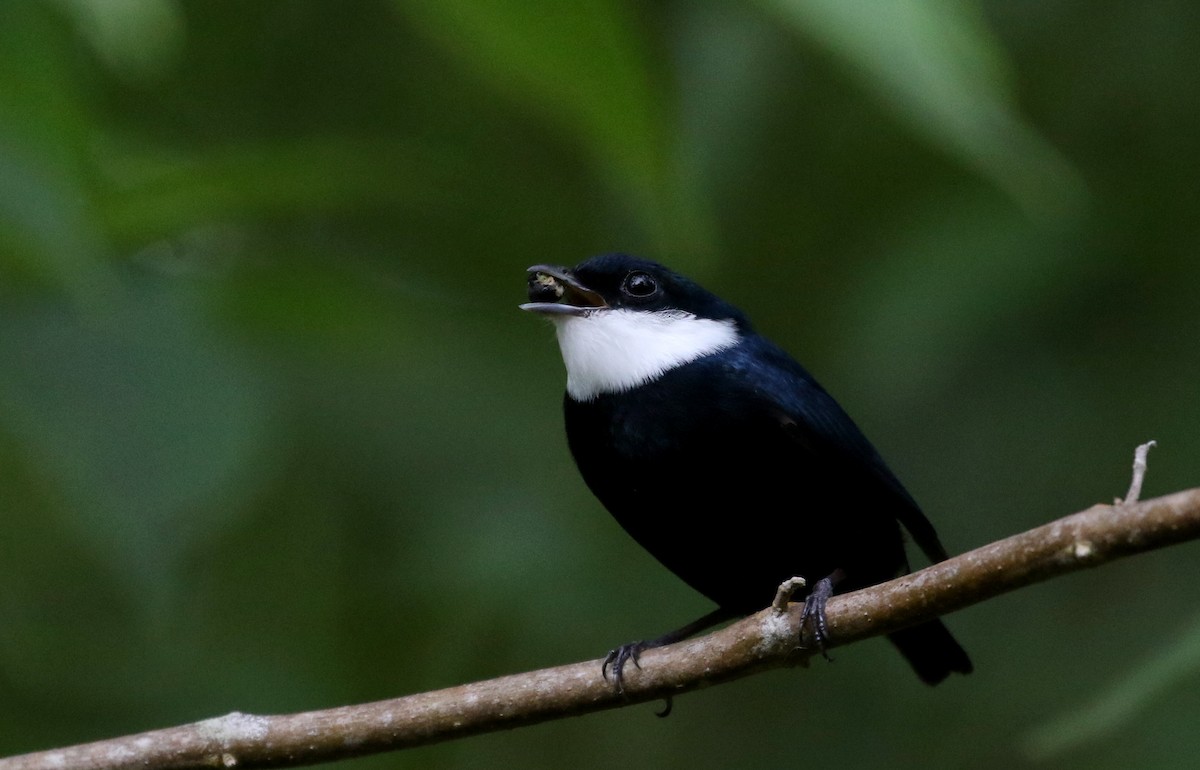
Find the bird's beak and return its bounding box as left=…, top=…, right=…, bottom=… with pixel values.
left=519, top=264, right=608, bottom=316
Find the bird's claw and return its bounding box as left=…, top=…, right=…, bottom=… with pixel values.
left=603, top=641, right=674, bottom=716
left=799, top=572, right=842, bottom=660
left=602, top=641, right=648, bottom=694
left=800, top=592, right=832, bottom=659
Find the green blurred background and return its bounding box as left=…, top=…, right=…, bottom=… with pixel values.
left=2, top=0, right=1198, bottom=767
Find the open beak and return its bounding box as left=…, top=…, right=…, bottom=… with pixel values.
left=519, top=264, right=608, bottom=316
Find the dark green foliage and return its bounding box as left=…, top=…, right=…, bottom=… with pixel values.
left=1, top=1, right=1198, bottom=767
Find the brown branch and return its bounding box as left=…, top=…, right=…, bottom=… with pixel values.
left=5, top=486, right=1200, bottom=770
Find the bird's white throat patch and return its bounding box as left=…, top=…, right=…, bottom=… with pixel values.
left=549, top=308, right=740, bottom=401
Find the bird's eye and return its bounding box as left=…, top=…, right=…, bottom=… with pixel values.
left=622, top=271, right=658, bottom=298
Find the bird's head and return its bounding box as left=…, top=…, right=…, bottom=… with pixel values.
left=520, top=254, right=746, bottom=400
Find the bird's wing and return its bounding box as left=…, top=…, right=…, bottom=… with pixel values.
left=743, top=341, right=951, bottom=564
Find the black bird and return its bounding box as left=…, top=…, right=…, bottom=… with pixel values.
left=520, top=254, right=971, bottom=687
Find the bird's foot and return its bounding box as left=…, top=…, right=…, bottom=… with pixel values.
left=599, top=609, right=736, bottom=713
left=602, top=640, right=649, bottom=695
left=602, top=641, right=674, bottom=717
left=799, top=569, right=845, bottom=660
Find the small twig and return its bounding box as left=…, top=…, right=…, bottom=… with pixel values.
left=771, top=576, right=807, bottom=612
left=1119, top=440, right=1157, bottom=505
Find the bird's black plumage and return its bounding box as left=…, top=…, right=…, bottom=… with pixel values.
left=522, top=254, right=971, bottom=686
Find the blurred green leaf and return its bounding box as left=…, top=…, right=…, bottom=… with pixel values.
left=0, top=283, right=270, bottom=598
left=56, top=0, right=185, bottom=82
left=221, top=259, right=428, bottom=358
left=757, top=0, right=1085, bottom=217
left=834, top=194, right=1086, bottom=404
left=0, top=1, right=116, bottom=298
left=0, top=1, right=88, bottom=156
left=1025, top=612, right=1200, bottom=760
left=672, top=4, right=786, bottom=208
left=394, top=0, right=711, bottom=255
left=98, top=138, right=470, bottom=248
left=0, top=141, right=116, bottom=298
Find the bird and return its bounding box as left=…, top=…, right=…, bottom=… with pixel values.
left=520, top=253, right=971, bottom=689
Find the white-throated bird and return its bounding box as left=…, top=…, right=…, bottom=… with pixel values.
left=521, top=254, right=971, bottom=688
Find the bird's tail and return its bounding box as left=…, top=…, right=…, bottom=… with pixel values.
left=887, top=619, right=973, bottom=685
